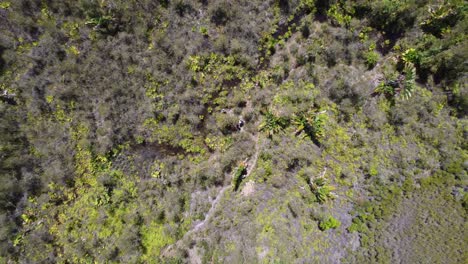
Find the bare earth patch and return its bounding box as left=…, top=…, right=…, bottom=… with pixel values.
left=241, top=180, right=256, bottom=196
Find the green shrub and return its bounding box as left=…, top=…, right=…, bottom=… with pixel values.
left=368, top=0, right=415, bottom=35
left=327, top=4, right=351, bottom=27
left=232, top=163, right=247, bottom=191
left=420, top=4, right=462, bottom=37
left=299, top=0, right=315, bottom=13
left=0, top=2, right=11, bottom=9
left=293, top=110, right=328, bottom=143
left=259, top=111, right=289, bottom=137
left=374, top=81, right=395, bottom=98
left=364, top=51, right=379, bottom=69
left=402, top=48, right=421, bottom=64
left=141, top=222, right=175, bottom=261
left=319, top=216, right=341, bottom=231
left=309, top=177, right=335, bottom=203
left=199, top=26, right=209, bottom=37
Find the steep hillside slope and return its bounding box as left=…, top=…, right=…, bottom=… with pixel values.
left=0, top=0, right=466, bottom=263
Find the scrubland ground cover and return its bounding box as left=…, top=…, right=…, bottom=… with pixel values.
left=0, top=0, right=466, bottom=263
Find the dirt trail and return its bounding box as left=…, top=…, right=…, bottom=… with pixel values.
left=246, top=133, right=261, bottom=178
left=163, top=118, right=263, bottom=258
left=186, top=133, right=261, bottom=234
left=161, top=184, right=229, bottom=257
left=191, top=185, right=230, bottom=232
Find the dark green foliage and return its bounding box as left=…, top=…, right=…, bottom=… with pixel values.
left=210, top=2, right=231, bottom=26
left=232, top=163, right=247, bottom=191
left=374, top=81, right=396, bottom=98
left=420, top=3, right=465, bottom=37
left=175, top=1, right=194, bottom=17
left=300, top=21, right=310, bottom=38
left=367, top=0, right=416, bottom=35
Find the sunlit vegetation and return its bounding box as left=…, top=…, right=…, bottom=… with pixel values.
left=259, top=111, right=289, bottom=137
left=309, top=177, right=336, bottom=203
left=0, top=0, right=466, bottom=263
left=318, top=215, right=341, bottom=231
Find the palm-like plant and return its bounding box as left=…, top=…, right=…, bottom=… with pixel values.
left=259, top=111, right=289, bottom=137
left=400, top=62, right=416, bottom=100
left=85, top=15, right=113, bottom=29
left=309, top=177, right=336, bottom=203
left=373, top=62, right=416, bottom=100
left=374, top=81, right=396, bottom=97
left=293, top=113, right=311, bottom=137
left=293, top=110, right=327, bottom=143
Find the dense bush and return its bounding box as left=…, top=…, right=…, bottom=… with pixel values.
left=318, top=215, right=341, bottom=230
left=364, top=50, right=379, bottom=69
left=367, top=0, right=416, bottom=36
